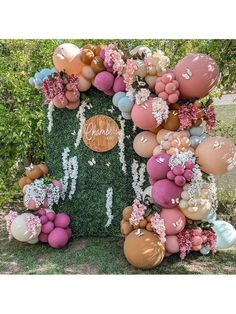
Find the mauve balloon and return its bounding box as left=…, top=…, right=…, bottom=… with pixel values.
left=152, top=179, right=183, bottom=208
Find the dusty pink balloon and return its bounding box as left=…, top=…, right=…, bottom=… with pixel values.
left=113, top=76, right=126, bottom=92
left=131, top=98, right=158, bottom=130
left=39, top=232, right=48, bottom=243
left=48, top=227, right=69, bottom=249
left=160, top=208, right=186, bottom=235
left=42, top=221, right=54, bottom=234
left=54, top=213, right=71, bottom=228
left=174, top=53, right=220, bottom=99
left=152, top=179, right=183, bottom=208
left=165, top=235, right=180, bottom=253
left=147, top=152, right=170, bottom=181
left=47, top=212, right=56, bottom=221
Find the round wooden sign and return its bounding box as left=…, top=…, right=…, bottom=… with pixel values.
left=82, top=115, right=120, bottom=152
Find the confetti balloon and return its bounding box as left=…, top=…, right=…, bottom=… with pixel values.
left=152, top=179, right=183, bottom=209
left=195, top=136, right=236, bottom=175
left=133, top=131, right=158, bottom=158
left=124, top=229, right=165, bottom=269
left=174, top=53, right=220, bottom=98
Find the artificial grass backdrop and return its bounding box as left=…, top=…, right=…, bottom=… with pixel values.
left=44, top=87, right=147, bottom=236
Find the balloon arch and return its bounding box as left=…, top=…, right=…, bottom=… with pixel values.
left=5, top=42, right=236, bottom=269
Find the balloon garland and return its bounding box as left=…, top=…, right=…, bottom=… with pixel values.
left=5, top=42, right=236, bottom=266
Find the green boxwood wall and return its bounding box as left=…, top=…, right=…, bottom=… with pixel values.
left=44, top=87, right=147, bottom=236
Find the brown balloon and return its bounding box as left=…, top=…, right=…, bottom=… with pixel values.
left=80, top=49, right=95, bottom=65
left=169, top=103, right=180, bottom=110
left=149, top=124, right=163, bottom=134
left=162, top=110, right=180, bottom=131
left=19, top=177, right=28, bottom=189
left=26, top=165, right=43, bottom=180
left=120, top=219, right=133, bottom=236
left=124, top=229, right=165, bottom=269
left=95, top=44, right=107, bottom=56
left=91, top=56, right=105, bottom=73
left=38, top=163, right=49, bottom=176
left=122, top=206, right=133, bottom=221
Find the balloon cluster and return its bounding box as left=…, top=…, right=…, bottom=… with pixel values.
left=155, top=72, right=180, bottom=104
left=19, top=163, right=48, bottom=189
left=38, top=209, right=72, bottom=249
left=93, top=71, right=125, bottom=96
left=112, top=92, right=134, bottom=120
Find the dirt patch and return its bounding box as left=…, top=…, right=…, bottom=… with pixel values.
left=68, top=239, right=87, bottom=252
left=64, top=264, right=98, bottom=274
left=1, top=261, right=21, bottom=274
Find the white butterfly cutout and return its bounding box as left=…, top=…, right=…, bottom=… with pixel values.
left=182, top=68, right=192, bottom=80
left=171, top=198, right=180, bottom=205
left=135, top=228, right=144, bottom=237
left=106, top=162, right=111, bottom=167
left=88, top=158, right=96, bottom=166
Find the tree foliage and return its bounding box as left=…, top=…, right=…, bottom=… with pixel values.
left=0, top=39, right=235, bottom=206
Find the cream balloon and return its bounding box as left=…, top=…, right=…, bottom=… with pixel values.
left=10, top=213, right=41, bottom=242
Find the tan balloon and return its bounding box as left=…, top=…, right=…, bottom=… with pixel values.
left=145, top=75, right=157, bottom=90
left=148, top=66, right=157, bottom=76
left=162, top=110, right=180, bottom=131
left=156, top=129, right=173, bottom=144
left=81, top=66, right=95, bottom=80
left=122, top=206, right=133, bottom=221
left=124, top=229, right=165, bottom=269
left=10, top=213, right=41, bottom=242
left=53, top=43, right=83, bottom=75
left=133, top=131, right=158, bottom=158
left=120, top=219, right=133, bottom=236
left=179, top=202, right=211, bottom=221
left=77, top=75, right=91, bottom=91
left=134, top=60, right=147, bottom=78
left=195, top=136, right=236, bottom=175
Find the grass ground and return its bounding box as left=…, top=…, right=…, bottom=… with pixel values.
left=0, top=103, right=235, bottom=275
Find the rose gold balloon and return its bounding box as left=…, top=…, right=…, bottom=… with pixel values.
left=133, top=131, right=158, bottom=158
left=77, top=75, right=91, bottom=91
left=174, top=53, right=220, bottom=99
left=195, top=136, right=236, bottom=175
left=156, top=129, right=173, bottom=144
left=66, top=100, right=80, bottom=110
left=53, top=43, right=83, bottom=75
left=82, top=65, right=95, bottom=80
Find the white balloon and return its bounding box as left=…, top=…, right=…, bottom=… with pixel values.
left=212, top=220, right=236, bottom=249
left=27, top=237, right=39, bottom=244
left=200, top=246, right=210, bottom=255
left=10, top=213, right=41, bottom=242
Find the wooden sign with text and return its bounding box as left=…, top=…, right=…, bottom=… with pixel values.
left=82, top=115, right=120, bottom=152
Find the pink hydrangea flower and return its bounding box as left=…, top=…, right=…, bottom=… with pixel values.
left=150, top=212, right=166, bottom=243
left=123, top=59, right=138, bottom=91
left=104, top=44, right=125, bottom=76
left=202, top=230, right=217, bottom=254
left=177, top=228, right=194, bottom=260
left=25, top=214, right=41, bottom=237
left=129, top=199, right=147, bottom=226
left=203, top=106, right=216, bottom=134
left=5, top=210, right=18, bottom=239
left=178, top=104, right=201, bottom=130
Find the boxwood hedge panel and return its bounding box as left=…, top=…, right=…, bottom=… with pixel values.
left=44, top=87, right=147, bottom=236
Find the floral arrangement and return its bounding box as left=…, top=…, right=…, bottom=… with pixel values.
left=129, top=199, right=147, bottom=226
left=150, top=212, right=166, bottom=243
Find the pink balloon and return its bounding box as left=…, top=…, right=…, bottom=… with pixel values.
left=152, top=179, right=183, bottom=208
left=66, top=100, right=80, bottom=110
left=39, top=232, right=48, bottom=243
left=94, top=71, right=114, bottom=92
left=167, top=170, right=175, bottom=181
left=65, top=90, right=79, bottom=102
left=147, top=152, right=170, bottom=181
left=48, top=227, right=69, bottom=249
left=131, top=98, right=158, bottom=130
left=161, top=73, right=174, bottom=84
left=165, top=82, right=176, bottom=94
left=113, top=76, right=126, bottom=92
left=42, top=221, right=55, bottom=234
left=174, top=175, right=186, bottom=187
left=165, top=235, right=180, bottom=253
left=66, top=227, right=72, bottom=239
left=173, top=166, right=184, bottom=176
left=158, top=91, right=168, bottom=100
left=104, top=88, right=115, bottom=96
left=168, top=93, right=179, bottom=104
left=40, top=215, right=48, bottom=225
left=174, top=53, right=220, bottom=98
left=183, top=169, right=193, bottom=181
left=149, top=177, right=157, bottom=185
left=192, top=236, right=203, bottom=246
left=160, top=208, right=186, bottom=235
left=53, top=95, right=68, bottom=108
left=155, top=81, right=165, bottom=93
left=54, top=213, right=71, bottom=228
left=47, top=212, right=56, bottom=221
left=38, top=208, right=46, bottom=216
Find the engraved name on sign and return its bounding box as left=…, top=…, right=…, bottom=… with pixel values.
left=82, top=115, right=120, bottom=152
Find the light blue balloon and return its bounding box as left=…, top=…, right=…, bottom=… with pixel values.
left=121, top=111, right=131, bottom=120
left=200, top=246, right=210, bottom=255
left=112, top=92, right=126, bottom=107
left=118, top=97, right=133, bottom=113
left=185, top=130, right=191, bottom=138
left=212, top=220, right=236, bottom=249
left=199, top=133, right=208, bottom=143
left=190, top=135, right=201, bottom=148
left=35, top=76, right=43, bottom=86
left=50, top=67, right=57, bottom=73
left=29, top=77, right=35, bottom=86
left=40, top=68, right=52, bottom=77
left=204, top=210, right=217, bottom=223
left=189, top=126, right=204, bottom=136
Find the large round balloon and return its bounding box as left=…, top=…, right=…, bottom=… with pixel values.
left=160, top=208, right=186, bottom=235
left=124, top=229, right=165, bottom=269
left=131, top=98, right=159, bottom=130
left=10, top=213, right=41, bottom=242
left=53, top=43, right=84, bottom=75
left=212, top=220, right=236, bottom=249
left=174, top=53, right=220, bottom=99
left=133, top=131, right=158, bottom=158
left=195, top=136, right=236, bottom=175
left=147, top=152, right=170, bottom=181
left=152, top=179, right=183, bottom=209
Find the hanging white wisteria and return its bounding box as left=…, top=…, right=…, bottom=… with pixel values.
left=117, top=115, right=127, bottom=175
left=105, top=187, right=113, bottom=228
left=131, top=159, right=146, bottom=200
left=47, top=101, right=55, bottom=133
left=75, top=100, right=90, bottom=148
